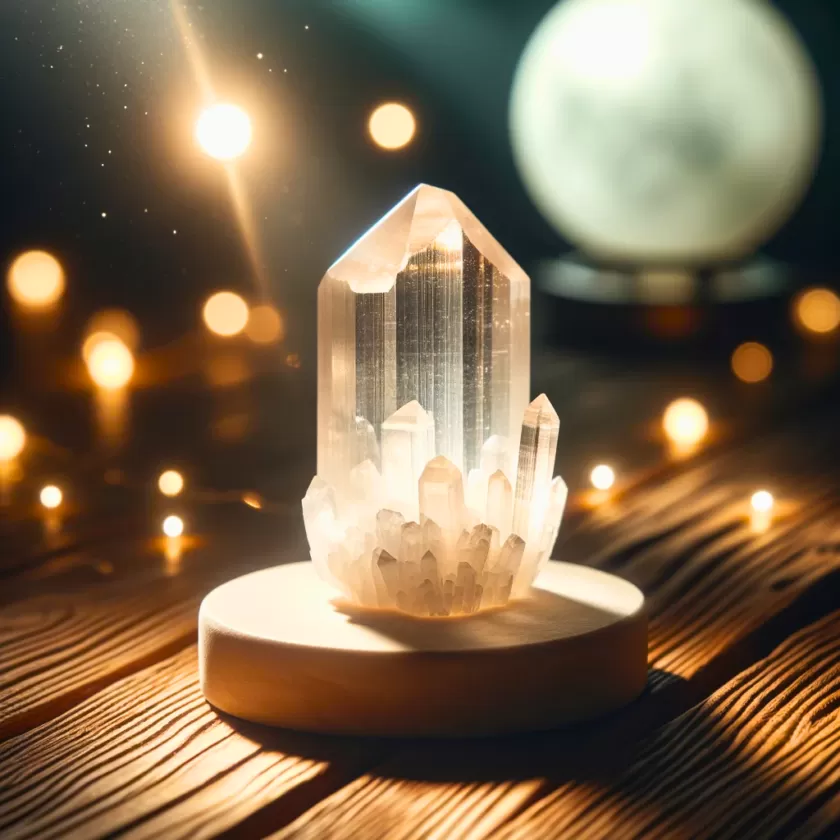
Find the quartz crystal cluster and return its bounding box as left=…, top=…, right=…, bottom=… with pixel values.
left=304, top=184, right=567, bottom=616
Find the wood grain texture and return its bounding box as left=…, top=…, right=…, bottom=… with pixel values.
left=273, top=612, right=840, bottom=840
left=0, top=647, right=381, bottom=840
left=0, top=509, right=306, bottom=741
left=492, top=610, right=840, bottom=840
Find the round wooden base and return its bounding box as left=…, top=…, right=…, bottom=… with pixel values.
left=199, top=561, right=647, bottom=737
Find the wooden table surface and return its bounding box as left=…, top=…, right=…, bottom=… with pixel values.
left=2, top=347, right=839, bottom=839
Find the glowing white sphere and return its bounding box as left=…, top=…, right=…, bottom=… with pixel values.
left=590, top=464, right=616, bottom=491
left=163, top=515, right=185, bottom=538
left=751, top=490, right=774, bottom=513
left=662, top=398, right=709, bottom=447
left=196, top=104, right=253, bottom=161
left=510, top=0, right=821, bottom=262
left=40, top=485, right=63, bottom=509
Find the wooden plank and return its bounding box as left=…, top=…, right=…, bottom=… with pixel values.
left=0, top=505, right=306, bottom=740
left=0, top=647, right=383, bottom=840
left=491, top=610, right=840, bottom=840
left=271, top=611, right=840, bottom=840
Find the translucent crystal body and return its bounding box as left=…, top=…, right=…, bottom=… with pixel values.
left=317, top=184, right=530, bottom=497
left=306, top=185, right=567, bottom=617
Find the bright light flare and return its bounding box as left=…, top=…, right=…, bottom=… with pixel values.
left=795, top=288, right=840, bottom=335
left=158, top=470, right=185, bottom=497
left=245, top=304, right=284, bottom=344
left=663, top=398, right=709, bottom=448
left=751, top=490, right=774, bottom=513
left=40, top=485, right=63, bottom=509
left=203, top=291, right=249, bottom=337
left=162, top=515, right=184, bottom=538
left=7, top=250, right=65, bottom=308
left=0, top=415, right=26, bottom=461
left=590, top=464, right=616, bottom=491
left=368, top=102, right=416, bottom=150
left=196, top=103, right=253, bottom=161
left=86, top=338, right=135, bottom=389
left=731, top=342, right=773, bottom=383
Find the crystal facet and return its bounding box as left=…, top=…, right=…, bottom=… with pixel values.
left=305, top=185, right=569, bottom=616
left=512, top=395, right=560, bottom=543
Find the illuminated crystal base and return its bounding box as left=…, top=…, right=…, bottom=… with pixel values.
left=304, top=396, right=567, bottom=617
left=199, top=561, right=648, bottom=736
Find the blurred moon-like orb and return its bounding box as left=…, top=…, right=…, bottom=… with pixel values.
left=368, top=102, right=416, bottom=150
left=7, top=250, right=65, bottom=308
left=510, top=0, right=822, bottom=263
left=196, top=103, right=253, bottom=161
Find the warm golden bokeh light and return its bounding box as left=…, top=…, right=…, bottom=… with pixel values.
left=84, top=309, right=140, bottom=353
left=40, top=485, right=63, bottom=509
left=368, top=102, right=416, bottom=150
left=158, top=470, right=185, bottom=497
left=242, top=492, right=263, bottom=509
left=86, top=337, right=135, bottom=389
left=590, top=464, right=616, bottom=491
left=286, top=352, right=301, bottom=369
left=663, top=398, right=709, bottom=448
left=751, top=489, right=775, bottom=513
left=795, top=287, right=840, bottom=335
left=162, top=515, right=185, bottom=538
left=245, top=304, right=284, bottom=344
left=196, top=103, right=252, bottom=161
left=7, top=250, right=65, bottom=308
left=0, top=415, right=26, bottom=461
left=731, top=342, right=774, bottom=383
left=203, top=291, right=249, bottom=337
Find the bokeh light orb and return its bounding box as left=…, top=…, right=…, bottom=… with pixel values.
left=245, top=304, right=284, bottom=344
left=731, top=342, right=774, bottom=383
left=86, top=338, right=135, bottom=389
left=368, top=102, right=416, bottom=150
left=0, top=415, right=26, bottom=461
left=40, top=485, right=63, bottom=509
left=751, top=490, right=774, bottom=513
left=162, top=515, right=184, bottom=538
left=158, top=470, right=185, bottom=497
left=795, top=288, right=840, bottom=335
left=510, top=0, right=821, bottom=262
left=203, top=291, right=249, bottom=337
left=7, top=250, right=65, bottom=308
left=662, top=398, right=709, bottom=448
left=590, top=464, right=616, bottom=491
left=196, top=103, right=252, bottom=161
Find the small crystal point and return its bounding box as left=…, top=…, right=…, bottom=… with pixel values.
left=419, top=456, right=466, bottom=535
left=512, top=394, right=559, bottom=542
left=381, top=400, right=435, bottom=519
left=375, top=548, right=400, bottom=604
left=486, top=469, right=513, bottom=539
left=376, top=509, right=405, bottom=558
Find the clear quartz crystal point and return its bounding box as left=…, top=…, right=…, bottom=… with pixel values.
left=304, top=183, right=576, bottom=616
left=317, top=183, right=530, bottom=492
left=512, top=394, right=560, bottom=542
left=419, top=456, right=466, bottom=535
left=381, top=400, right=435, bottom=519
